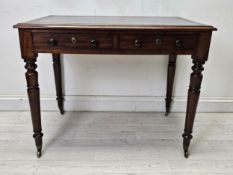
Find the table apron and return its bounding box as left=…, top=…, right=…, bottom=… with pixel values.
left=32, top=30, right=199, bottom=55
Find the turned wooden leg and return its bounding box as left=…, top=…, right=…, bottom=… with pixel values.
left=52, top=54, right=64, bottom=114
left=165, top=54, right=177, bottom=116
left=182, top=58, right=205, bottom=158
left=25, top=58, right=43, bottom=158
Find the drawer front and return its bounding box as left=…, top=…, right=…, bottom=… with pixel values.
left=118, top=33, right=198, bottom=53
left=32, top=30, right=199, bottom=54
left=33, top=32, right=114, bottom=52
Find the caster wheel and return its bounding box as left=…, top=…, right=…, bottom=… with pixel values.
left=37, top=150, right=42, bottom=158
left=165, top=112, right=169, bottom=116
left=184, top=150, right=189, bottom=158
left=60, top=110, right=65, bottom=115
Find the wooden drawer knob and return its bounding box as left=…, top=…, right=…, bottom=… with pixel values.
left=134, top=39, right=142, bottom=48
left=176, top=40, right=183, bottom=48
left=155, top=38, right=162, bottom=45
left=90, top=39, right=99, bottom=48
left=48, top=38, right=57, bottom=46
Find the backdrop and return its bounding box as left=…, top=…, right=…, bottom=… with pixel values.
left=0, top=0, right=232, bottom=112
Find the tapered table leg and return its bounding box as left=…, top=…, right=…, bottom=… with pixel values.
left=52, top=54, right=64, bottom=114
left=25, top=58, right=43, bottom=158
left=182, top=57, right=205, bottom=158
left=165, top=54, right=177, bottom=116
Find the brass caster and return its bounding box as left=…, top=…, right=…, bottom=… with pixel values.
left=37, top=150, right=42, bottom=158
left=184, top=149, right=189, bottom=158
left=60, top=109, right=65, bottom=115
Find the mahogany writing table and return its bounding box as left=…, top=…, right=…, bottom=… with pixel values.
left=14, top=16, right=217, bottom=158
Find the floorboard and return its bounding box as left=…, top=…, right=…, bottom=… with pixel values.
left=0, top=111, right=233, bottom=174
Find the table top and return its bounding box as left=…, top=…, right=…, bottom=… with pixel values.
left=14, top=15, right=216, bottom=31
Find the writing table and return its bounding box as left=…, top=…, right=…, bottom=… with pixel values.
left=14, top=16, right=217, bottom=158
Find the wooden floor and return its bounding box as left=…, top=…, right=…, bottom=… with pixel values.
left=1, top=111, right=233, bottom=175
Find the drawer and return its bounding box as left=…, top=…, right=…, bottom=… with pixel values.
left=33, top=31, right=114, bottom=51
left=118, top=33, right=198, bottom=53
left=32, top=31, right=199, bottom=54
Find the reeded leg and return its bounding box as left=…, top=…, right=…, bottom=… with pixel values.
left=25, top=58, right=43, bottom=158
left=165, top=54, right=177, bottom=116
left=182, top=57, right=205, bottom=158
left=52, top=54, right=64, bottom=114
